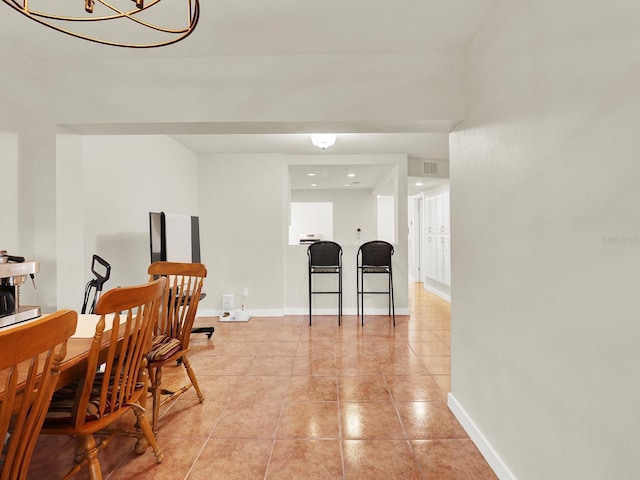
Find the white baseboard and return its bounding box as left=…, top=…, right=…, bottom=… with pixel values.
left=199, top=307, right=410, bottom=317
left=423, top=283, right=451, bottom=302
left=198, top=308, right=284, bottom=318
left=447, top=393, right=515, bottom=480
left=284, top=307, right=410, bottom=316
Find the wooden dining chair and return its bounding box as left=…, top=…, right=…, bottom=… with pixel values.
left=147, top=261, right=207, bottom=432
left=41, top=278, right=166, bottom=480
left=0, top=310, right=77, bottom=480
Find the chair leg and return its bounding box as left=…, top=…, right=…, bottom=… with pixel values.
left=338, top=271, right=342, bottom=326
left=359, top=270, right=364, bottom=326
left=64, top=435, right=102, bottom=480
left=388, top=273, right=392, bottom=316
left=62, top=438, right=88, bottom=480
left=181, top=355, right=204, bottom=403
left=309, top=270, right=312, bottom=326
left=390, top=271, right=395, bottom=326
left=135, top=357, right=151, bottom=454
left=191, top=326, right=214, bottom=338
left=131, top=404, right=164, bottom=464
left=149, top=366, right=161, bottom=433
left=84, top=435, right=102, bottom=480
left=356, top=267, right=359, bottom=317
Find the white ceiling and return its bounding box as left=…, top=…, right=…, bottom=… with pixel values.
left=0, top=0, right=499, bottom=59
left=170, top=132, right=450, bottom=194
left=289, top=164, right=395, bottom=191
left=0, top=0, right=498, bottom=194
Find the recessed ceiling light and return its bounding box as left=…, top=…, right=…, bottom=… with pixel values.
left=344, top=184, right=350, bottom=187
left=415, top=182, right=423, bottom=186
left=347, top=173, right=356, bottom=177
left=311, top=183, right=317, bottom=187
left=307, top=173, right=316, bottom=177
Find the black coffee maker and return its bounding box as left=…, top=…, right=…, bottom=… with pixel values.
left=0, top=289, right=15, bottom=316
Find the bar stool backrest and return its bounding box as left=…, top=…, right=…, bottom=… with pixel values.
left=359, top=240, right=394, bottom=267
left=308, top=241, right=342, bottom=267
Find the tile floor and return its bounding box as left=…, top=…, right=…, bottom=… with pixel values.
left=28, top=283, right=497, bottom=479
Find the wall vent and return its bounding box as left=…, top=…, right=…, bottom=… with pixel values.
left=423, top=161, right=438, bottom=175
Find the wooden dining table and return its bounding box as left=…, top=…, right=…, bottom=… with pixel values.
left=55, top=313, right=121, bottom=383
left=0, top=312, right=153, bottom=454
left=0, top=313, right=119, bottom=394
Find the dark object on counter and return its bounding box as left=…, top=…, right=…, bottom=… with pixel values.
left=0, top=290, right=15, bottom=316
left=0, top=250, right=25, bottom=263
left=81, top=255, right=111, bottom=314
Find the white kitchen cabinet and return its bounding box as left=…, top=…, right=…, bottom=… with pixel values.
left=425, top=234, right=437, bottom=280
left=427, top=196, right=437, bottom=234
left=424, top=191, right=450, bottom=286
left=443, top=191, right=450, bottom=234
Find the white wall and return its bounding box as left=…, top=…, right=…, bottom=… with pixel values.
left=0, top=133, right=19, bottom=252
left=291, top=189, right=378, bottom=246
left=39, top=53, right=465, bottom=127
left=55, top=134, right=199, bottom=311
left=197, top=153, right=288, bottom=314
left=56, top=130, right=86, bottom=312
left=449, top=1, right=640, bottom=479
left=376, top=195, right=395, bottom=243
left=0, top=55, right=59, bottom=312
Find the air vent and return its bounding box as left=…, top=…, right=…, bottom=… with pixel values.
left=423, top=161, right=438, bottom=175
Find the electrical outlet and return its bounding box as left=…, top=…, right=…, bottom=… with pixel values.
left=243, top=288, right=249, bottom=297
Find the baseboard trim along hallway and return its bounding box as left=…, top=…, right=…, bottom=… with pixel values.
left=448, top=393, right=516, bottom=480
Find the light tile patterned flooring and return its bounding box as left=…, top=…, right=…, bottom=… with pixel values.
left=28, top=283, right=497, bottom=479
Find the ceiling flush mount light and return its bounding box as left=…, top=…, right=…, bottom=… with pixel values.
left=3, top=0, right=200, bottom=48
left=310, top=134, right=337, bottom=150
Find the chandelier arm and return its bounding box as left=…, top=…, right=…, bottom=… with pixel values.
left=2, top=0, right=200, bottom=48
left=4, top=0, right=161, bottom=21
left=26, top=0, right=161, bottom=23
left=96, top=0, right=195, bottom=34
left=95, top=0, right=195, bottom=34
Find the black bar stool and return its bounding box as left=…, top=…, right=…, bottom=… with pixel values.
left=307, top=241, right=343, bottom=325
left=356, top=240, right=395, bottom=326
